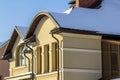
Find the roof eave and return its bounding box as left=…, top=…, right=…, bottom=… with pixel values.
left=51, top=27, right=100, bottom=35
left=51, top=27, right=120, bottom=40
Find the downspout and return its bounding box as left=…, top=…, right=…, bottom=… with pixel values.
left=24, top=49, right=31, bottom=71
left=23, top=35, right=35, bottom=80
left=51, top=33, right=60, bottom=80
left=25, top=42, right=34, bottom=80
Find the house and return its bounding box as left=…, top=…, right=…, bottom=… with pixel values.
left=2, top=0, right=120, bottom=80
left=0, top=41, right=9, bottom=80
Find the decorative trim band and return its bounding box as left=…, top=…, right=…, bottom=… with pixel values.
left=64, top=68, right=101, bottom=74
left=62, top=48, right=101, bottom=53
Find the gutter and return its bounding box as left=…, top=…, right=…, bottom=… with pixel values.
left=51, top=27, right=120, bottom=40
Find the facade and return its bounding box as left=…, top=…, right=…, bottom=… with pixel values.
left=0, top=41, right=9, bottom=80
left=2, top=0, right=120, bottom=80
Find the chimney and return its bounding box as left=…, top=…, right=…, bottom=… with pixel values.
left=69, top=0, right=102, bottom=9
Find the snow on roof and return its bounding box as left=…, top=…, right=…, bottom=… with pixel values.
left=16, top=26, right=28, bottom=38
left=50, top=0, right=120, bottom=35
left=64, top=7, right=73, bottom=14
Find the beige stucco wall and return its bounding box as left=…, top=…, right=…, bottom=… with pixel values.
left=63, top=33, right=101, bottom=49
left=62, top=33, right=102, bottom=80
left=64, top=71, right=101, bottom=80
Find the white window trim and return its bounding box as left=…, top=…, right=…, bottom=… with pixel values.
left=14, top=65, right=27, bottom=70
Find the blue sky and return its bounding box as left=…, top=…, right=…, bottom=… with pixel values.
left=0, top=0, right=70, bottom=42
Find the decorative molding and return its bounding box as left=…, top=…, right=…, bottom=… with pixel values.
left=64, top=68, right=101, bottom=74
left=62, top=48, right=101, bottom=53
left=14, top=65, right=27, bottom=70
left=60, top=32, right=101, bottom=39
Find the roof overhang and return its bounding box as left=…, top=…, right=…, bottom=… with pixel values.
left=51, top=27, right=120, bottom=40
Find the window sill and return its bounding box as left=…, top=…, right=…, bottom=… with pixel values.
left=36, top=71, right=57, bottom=77
left=15, top=65, right=27, bottom=70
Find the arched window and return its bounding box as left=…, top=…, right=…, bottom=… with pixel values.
left=16, top=45, right=25, bottom=67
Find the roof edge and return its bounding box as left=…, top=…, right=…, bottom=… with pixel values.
left=15, top=26, right=24, bottom=39
left=51, top=28, right=120, bottom=40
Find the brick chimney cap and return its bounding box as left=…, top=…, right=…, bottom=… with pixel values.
left=69, top=0, right=76, bottom=4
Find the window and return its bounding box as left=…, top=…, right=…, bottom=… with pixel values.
left=52, top=43, right=58, bottom=71
left=110, top=44, right=119, bottom=78
left=44, top=45, right=49, bottom=73
left=16, top=45, right=25, bottom=67
left=37, top=47, right=42, bottom=74
left=102, top=41, right=119, bottom=79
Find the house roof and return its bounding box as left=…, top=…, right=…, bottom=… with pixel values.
left=26, top=0, right=120, bottom=39
left=50, top=0, right=120, bottom=35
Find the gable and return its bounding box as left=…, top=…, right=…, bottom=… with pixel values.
left=2, top=26, right=28, bottom=60
left=34, top=16, right=59, bottom=45
left=25, top=12, right=60, bottom=39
